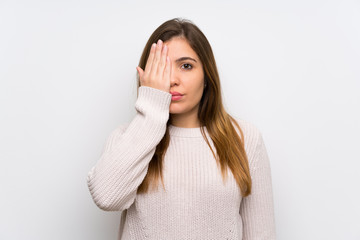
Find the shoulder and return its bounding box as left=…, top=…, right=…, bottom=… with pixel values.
left=114, top=122, right=130, bottom=133
left=230, top=116, right=263, bottom=148
left=105, top=122, right=130, bottom=143
left=102, top=122, right=130, bottom=153
left=230, top=117, right=267, bottom=167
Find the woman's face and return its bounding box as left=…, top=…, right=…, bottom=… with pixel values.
left=164, top=37, right=205, bottom=116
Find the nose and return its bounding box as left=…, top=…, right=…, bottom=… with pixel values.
left=170, top=66, right=180, bottom=87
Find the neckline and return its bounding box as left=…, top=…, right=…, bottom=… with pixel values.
left=168, top=124, right=207, bottom=138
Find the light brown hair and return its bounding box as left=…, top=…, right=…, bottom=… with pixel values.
left=136, top=18, right=252, bottom=197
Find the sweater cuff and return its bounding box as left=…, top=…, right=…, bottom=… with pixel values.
left=135, top=86, right=172, bottom=120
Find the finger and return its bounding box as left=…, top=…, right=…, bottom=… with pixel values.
left=152, top=40, right=163, bottom=78
left=144, top=43, right=156, bottom=74
left=158, top=44, right=167, bottom=74
left=164, top=55, right=171, bottom=83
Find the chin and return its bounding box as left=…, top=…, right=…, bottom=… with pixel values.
left=169, top=106, right=185, bottom=114
left=169, top=110, right=183, bottom=114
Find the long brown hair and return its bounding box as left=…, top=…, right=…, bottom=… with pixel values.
left=135, top=18, right=252, bottom=197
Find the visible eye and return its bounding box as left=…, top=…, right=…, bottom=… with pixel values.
left=181, top=63, right=193, bottom=70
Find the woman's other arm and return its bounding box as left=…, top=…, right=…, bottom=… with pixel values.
left=240, top=128, right=276, bottom=239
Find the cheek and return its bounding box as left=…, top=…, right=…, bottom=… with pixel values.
left=181, top=70, right=204, bottom=99
left=187, top=71, right=204, bottom=88
left=187, top=83, right=204, bottom=103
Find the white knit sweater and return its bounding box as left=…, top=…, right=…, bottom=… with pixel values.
left=87, top=86, right=276, bottom=239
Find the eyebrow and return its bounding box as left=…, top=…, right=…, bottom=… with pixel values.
left=175, top=57, right=197, bottom=63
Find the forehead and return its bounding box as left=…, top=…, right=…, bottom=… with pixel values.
left=164, top=37, right=199, bottom=61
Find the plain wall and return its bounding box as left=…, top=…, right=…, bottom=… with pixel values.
left=1, top=0, right=359, bottom=239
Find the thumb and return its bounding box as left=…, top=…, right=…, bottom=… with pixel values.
left=136, top=66, right=143, bottom=79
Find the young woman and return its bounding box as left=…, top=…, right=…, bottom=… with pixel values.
left=87, top=17, right=276, bottom=240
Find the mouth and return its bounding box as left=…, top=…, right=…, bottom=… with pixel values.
left=170, top=91, right=184, bottom=96
left=171, top=95, right=183, bottom=101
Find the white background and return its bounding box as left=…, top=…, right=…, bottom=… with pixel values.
left=1, top=0, right=359, bottom=239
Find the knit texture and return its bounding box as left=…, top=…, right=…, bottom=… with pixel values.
left=87, top=86, right=276, bottom=240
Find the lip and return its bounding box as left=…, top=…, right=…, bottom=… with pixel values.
left=170, top=91, right=184, bottom=96
left=171, top=95, right=183, bottom=101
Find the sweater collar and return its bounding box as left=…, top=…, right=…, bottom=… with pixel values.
left=168, top=124, right=208, bottom=138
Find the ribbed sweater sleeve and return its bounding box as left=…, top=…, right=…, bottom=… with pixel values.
left=87, top=86, right=172, bottom=211
left=239, top=128, right=276, bottom=239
